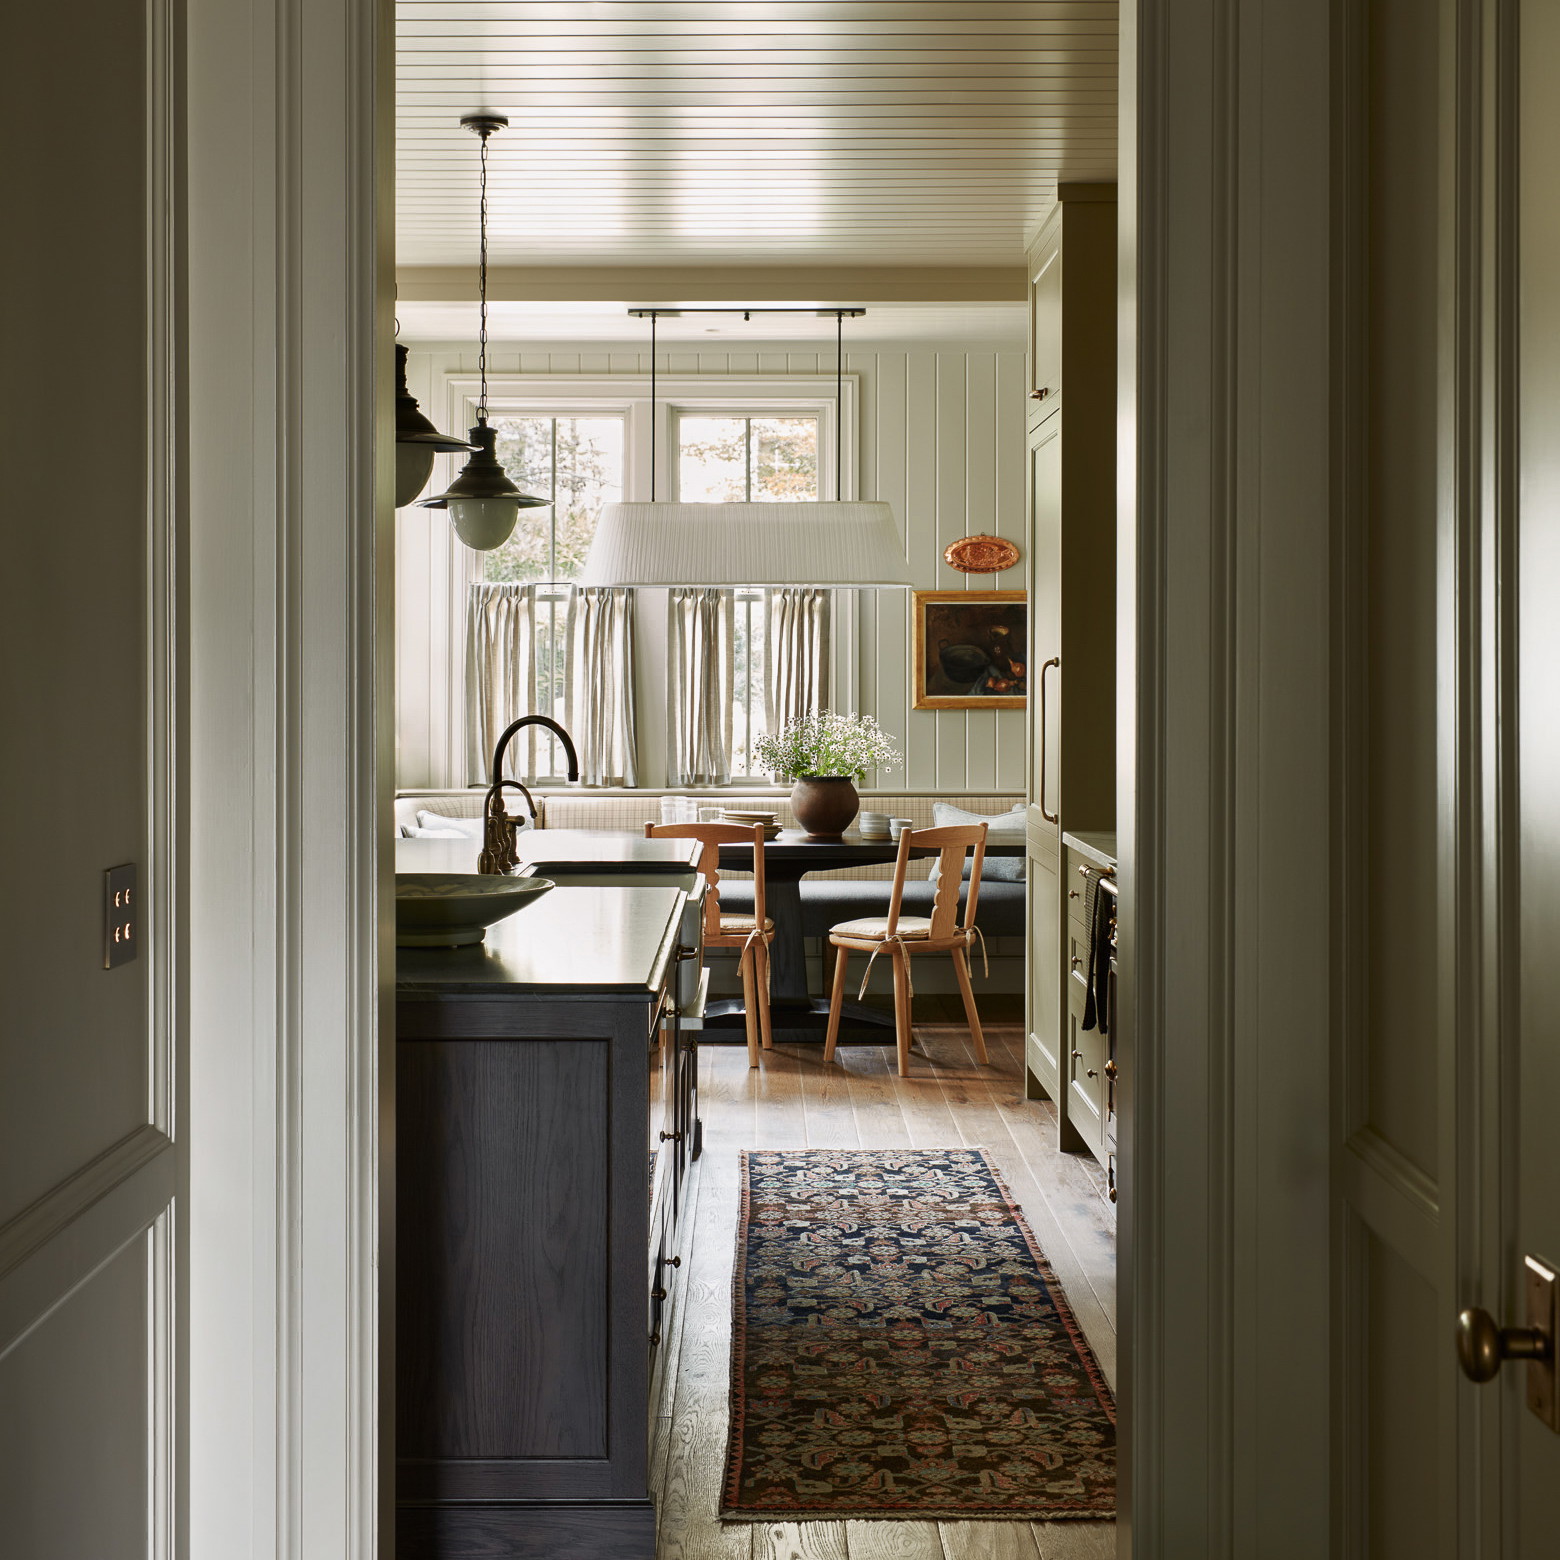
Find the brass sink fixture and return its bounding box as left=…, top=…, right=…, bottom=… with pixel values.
left=478, top=715, right=580, bottom=874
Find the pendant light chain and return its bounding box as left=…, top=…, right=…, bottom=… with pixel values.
left=477, top=125, right=492, bottom=425
left=835, top=309, right=844, bottom=500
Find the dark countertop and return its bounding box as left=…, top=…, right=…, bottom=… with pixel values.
left=396, top=829, right=702, bottom=878
left=396, top=884, right=686, bottom=999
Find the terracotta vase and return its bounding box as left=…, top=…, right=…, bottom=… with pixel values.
left=790, top=775, right=860, bottom=840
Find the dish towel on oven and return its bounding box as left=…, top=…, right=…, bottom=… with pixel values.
left=1082, top=869, right=1113, bottom=1035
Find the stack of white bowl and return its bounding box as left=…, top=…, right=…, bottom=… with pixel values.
left=858, top=810, right=891, bottom=840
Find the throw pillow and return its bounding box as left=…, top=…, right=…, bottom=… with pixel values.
left=927, top=801, right=1026, bottom=882
left=415, top=809, right=488, bottom=839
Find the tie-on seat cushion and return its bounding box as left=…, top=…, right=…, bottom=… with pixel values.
left=718, top=914, right=775, bottom=934
left=829, top=915, right=935, bottom=940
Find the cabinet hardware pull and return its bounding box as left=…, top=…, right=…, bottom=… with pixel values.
left=1070, top=955, right=1081, bottom=970
left=1086, top=1068, right=1099, bottom=1079
left=1072, top=1049, right=1083, bottom=1061
left=1030, top=387, right=1051, bottom=400
left=1039, top=657, right=1061, bottom=824
left=651, top=1286, right=668, bottom=1302
left=1104, top=1060, right=1118, bottom=1080
left=1068, top=889, right=1080, bottom=899
left=649, top=1330, right=661, bottom=1346
left=665, top=1255, right=681, bottom=1269
left=659, top=1130, right=683, bottom=1142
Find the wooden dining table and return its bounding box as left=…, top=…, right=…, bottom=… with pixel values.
left=708, top=829, right=1024, bottom=1046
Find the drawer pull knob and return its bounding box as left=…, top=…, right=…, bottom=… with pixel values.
left=667, top=1255, right=681, bottom=1268
left=1086, top=1068, right=1099, bottom=1079
left=1070, top=955, right=1082, bottom=970
left=659, top=1130, right=683, bottom=1143
left=651, top=1285, right=668, bottom=1301
left=649, top=1330, right=661, bottom=1346
left=1068, top=890, right=1080, bottom=900
left=1072, top=1050, right=1083, bottom=1062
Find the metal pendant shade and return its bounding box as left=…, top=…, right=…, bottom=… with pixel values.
left=416, top=113, right=546, bottom=550
left=420, top=422, right=548, bottom=550
left=395, top=343, right=474, bottom=508
left=581, top=501, right=911, bottom=587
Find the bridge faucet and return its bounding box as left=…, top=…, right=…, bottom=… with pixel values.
left=477, top=716, right=580, bottom=874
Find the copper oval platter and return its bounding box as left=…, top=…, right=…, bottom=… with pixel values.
left=944, top=533, right=1021, bottom=574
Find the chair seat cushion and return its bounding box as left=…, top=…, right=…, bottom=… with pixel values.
left=830, top=915, right=934, bottom=940
left=718, top=914, right=775, bottom=934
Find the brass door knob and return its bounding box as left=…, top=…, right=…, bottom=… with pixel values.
left=1456, top=1307, right=1552, bottom=1382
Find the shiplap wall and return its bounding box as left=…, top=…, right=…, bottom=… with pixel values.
left=396, top=341, right=1028, bottom=792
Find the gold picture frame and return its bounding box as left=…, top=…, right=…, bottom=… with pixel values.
left=911, top=590, right=1028, bottom=710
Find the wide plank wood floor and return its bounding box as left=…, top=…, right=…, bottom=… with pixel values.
left=651, top=1024, right=1117, bottom=1560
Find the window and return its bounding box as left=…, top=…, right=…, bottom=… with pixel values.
left=479, top=414, right=626, bottom=779
left=483, top=414, right=625, bottom=583
left=453, top=375, right=848, bottom=787
left=676, top=415, right=820, bottom=776
left=675, top=415, right=820, bottom=502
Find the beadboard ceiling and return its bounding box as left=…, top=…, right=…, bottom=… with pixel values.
left=395, top=1, right=1119, bottom=270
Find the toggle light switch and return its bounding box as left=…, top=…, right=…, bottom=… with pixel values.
left=104, top=863, right=137, bottom=969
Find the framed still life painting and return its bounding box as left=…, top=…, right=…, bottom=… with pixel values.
left=911, top=590, right=1029, bottom=710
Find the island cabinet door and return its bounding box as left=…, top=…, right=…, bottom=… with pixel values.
left=395, top=996, right=658, bottom=1560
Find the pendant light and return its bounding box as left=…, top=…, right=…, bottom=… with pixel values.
left=418, top=114, right=548, bottom=551
left=580, top=307, right=912, bottom=588
left=394, top=341, right=474, bottom=508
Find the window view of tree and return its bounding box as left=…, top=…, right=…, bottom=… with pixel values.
left=484, top=415, right=625, bottom=583
left=678, top=415, right=818, bottom=502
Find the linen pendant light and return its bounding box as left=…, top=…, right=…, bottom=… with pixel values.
left=418, top=114, right=547, bottom=551
left=579, top=307, right=912, bottom=588
left=394, top=342, right=474, bottom=508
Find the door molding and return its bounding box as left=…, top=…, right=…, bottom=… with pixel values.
left=184, top=0, right=392, bottom=1555
left=1122, top=0, right=1336, bottom=1552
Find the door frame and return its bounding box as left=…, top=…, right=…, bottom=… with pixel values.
left=176, top=0, right=1349, bottom=1554
left=183, top=0, right=393, bottom=1554
left=1118, top=0, right=1336, bottom=1552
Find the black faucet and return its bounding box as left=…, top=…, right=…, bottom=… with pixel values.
left=477, top=716, right=580, bottom=874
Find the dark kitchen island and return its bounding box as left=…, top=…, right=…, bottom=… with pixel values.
left=395, top=882, right=701, bottom=1560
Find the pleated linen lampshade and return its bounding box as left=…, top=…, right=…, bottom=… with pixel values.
left=579, top=502, right=913, bottom=588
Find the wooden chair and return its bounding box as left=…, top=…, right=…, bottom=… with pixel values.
left=822, top=822, right=990, bottom=1077
left=644, top=821, right=774, bottom=1068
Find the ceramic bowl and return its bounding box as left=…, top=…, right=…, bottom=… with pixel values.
left=394, top=873, right=554, bottom=947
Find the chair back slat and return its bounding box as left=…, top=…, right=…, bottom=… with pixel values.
left=644, top=821, right=766, bottom=937
left=895, top=823, right=988, bottom=938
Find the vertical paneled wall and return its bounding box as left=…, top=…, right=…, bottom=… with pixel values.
left=396, top=340, right=1028, bottom=791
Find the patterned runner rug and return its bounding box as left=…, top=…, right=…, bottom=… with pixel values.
left=721, top=1147, right=1116, bottom=1521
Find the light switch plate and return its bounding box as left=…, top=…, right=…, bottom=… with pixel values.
left=1525, top=1253, right=1558, bottom=1432
left=104, top=863, right=137, bottom=969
